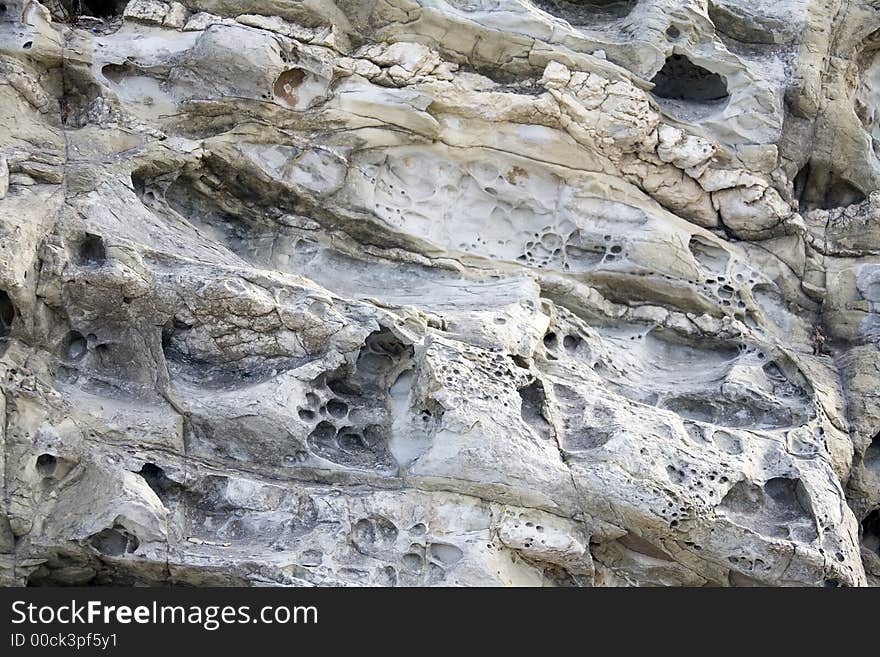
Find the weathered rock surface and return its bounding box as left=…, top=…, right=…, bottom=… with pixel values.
left=0, top=0, right=879, bottom=586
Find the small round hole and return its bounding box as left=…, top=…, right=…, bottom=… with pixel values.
left=36, top=453, right=57, bottom=477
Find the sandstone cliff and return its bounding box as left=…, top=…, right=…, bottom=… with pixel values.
left=1, top=0, right=879, bottom=586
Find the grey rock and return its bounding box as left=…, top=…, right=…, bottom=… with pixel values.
left=0, top=0, right=879, bottom=586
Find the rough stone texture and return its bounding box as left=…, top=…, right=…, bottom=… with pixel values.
left=0, top=0, right=879, bottom=587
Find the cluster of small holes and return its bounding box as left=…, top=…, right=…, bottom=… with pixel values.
left=600, top=234, right=626, bottom=264
left=351, top=516, right=399, bottom=556
left=35, top=453, right=57, bottom=477
left=429, top=342, right=530, bottom=409
left=815, top=544, right=856, bottom=583
left=727, top=555, right=769, bottom=574
left=370, top=168, right=416, bottom=221
left=698, top=273, right=753, bottom=313
left=364, top=154, right=658, bottom=276
left=688, top=236, right=761, bottom=318
left=302, top=399, right=391, bottom=470
left=400, top=538, right=463, bottom=584
left=664, top=461, right=730, bottom=508
left=658, top=498, right=692, bottom=529
left=292, top=330, right=412, bottom=469
left=511, top=231, right=628, bottom=270
left=304, top=398, right=386, bottom=470
left=509, top=517, right=548, bottom=551
left=542, top=330, right=587, bottom=363
left=516, top=228, right=566, bottom=268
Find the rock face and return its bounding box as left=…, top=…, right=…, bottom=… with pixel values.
left=1, top=0, right=879, bottom=587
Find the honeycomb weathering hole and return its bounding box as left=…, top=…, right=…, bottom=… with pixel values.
left=532, top=0, right=637, bottom=23
left=0, top=290, right=15, bottom=337
left=273, top=69, right=306, bottom=107
left=794, top=163, right=867, bottom=210
left=650, top=55, right=729, bottom=103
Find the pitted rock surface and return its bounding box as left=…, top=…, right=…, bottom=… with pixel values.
left=1, top=0, right=880, bottom=586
